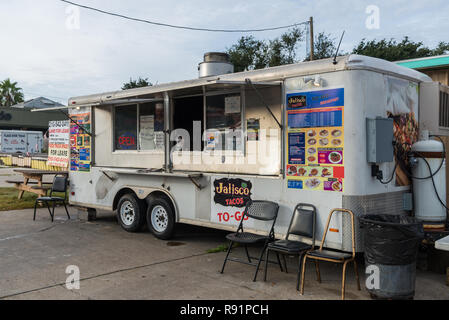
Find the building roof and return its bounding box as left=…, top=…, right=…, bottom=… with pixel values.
left=11, top=97, right=64, bottom=109
left=396, top=54, right=449, bottom=70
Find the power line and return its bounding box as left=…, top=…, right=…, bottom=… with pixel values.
left=60, top=0, right=309, bottom=33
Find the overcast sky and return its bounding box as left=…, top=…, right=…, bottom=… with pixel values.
left=0, top=0, right=448, bottom=104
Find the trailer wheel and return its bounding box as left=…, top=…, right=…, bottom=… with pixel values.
left=117, top=194, right=145, bottom=232
left=146, top=198, right=175, bottom=240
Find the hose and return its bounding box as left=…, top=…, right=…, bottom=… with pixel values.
left=394, top=137, right=445, bottom=181
left=420, top=155, right=449, bottom=212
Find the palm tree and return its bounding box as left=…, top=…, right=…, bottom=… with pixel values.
left=0, top=78, right=24, bottom=107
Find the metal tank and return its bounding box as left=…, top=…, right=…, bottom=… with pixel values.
left=411, top=137, right=447, bottom=224
left=198, top=52, right=234, bottom=78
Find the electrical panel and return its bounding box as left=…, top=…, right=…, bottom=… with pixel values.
left=366, top=117, right=394, bottom=163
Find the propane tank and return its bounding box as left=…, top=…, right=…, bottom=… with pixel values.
left=411, top=135, right=447, bottom=224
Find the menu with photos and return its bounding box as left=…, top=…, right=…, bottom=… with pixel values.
left=286, top=88, right=345, bottom=192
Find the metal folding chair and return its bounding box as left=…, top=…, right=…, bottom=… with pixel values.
left=33, top=175, right=70, bottom=222
left=300, top=208, right=361, bottom=300
left=264, top=203, right=316, bottom=291
left=220, top=200, right=280, bottom=282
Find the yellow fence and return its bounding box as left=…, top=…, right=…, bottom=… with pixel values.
left=0, top=155, right=65, bottom=172
left=31, top=159, right=66, bottom=171
left=0, top=155, right=12, bottom=166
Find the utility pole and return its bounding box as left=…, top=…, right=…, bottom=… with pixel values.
left=309, top=16, right=314, bottom=61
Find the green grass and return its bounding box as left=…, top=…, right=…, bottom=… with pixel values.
left=206, top=242, right=239, bottom=254
left=0, top=188, right=66, bottom=211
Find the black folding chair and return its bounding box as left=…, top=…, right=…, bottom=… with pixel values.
left=220, top=200, right=280, bottom=282
left=33, top=175, right=70, bottom=222
left=264, top=203, right=316, bottom=291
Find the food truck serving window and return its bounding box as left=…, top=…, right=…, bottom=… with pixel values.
left=114, top=103, right=165, bottom=151
left=205, top=93, right=243, bottom=151
left=206, top=94, right=242, bottom=130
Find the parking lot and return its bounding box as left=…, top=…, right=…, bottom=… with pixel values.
left=0, top=205, right=447, bottom=300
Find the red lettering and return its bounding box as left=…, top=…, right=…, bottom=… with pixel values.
left=119, top=136, right=136, bottom=146
left=235, top=211, right=242, bottom=221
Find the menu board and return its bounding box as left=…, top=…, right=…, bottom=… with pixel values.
left=70, top=108, right=91, bottom=172
left=47, top=120, right=70, bottom=168
left=286, top=88, right=345, bottom=192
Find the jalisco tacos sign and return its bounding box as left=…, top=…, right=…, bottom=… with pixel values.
left=213, top=178, right=252, bottom=208
left=288, top=95, right=307, bottom=108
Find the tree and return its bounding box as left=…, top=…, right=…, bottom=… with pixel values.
left=352, top=36, right=449, bottom=61
left=0, top=78, right=24, bottom=107
left=122, top=77, right=152, bottom=90
left=227, top=27, right=304, bottom=72
left=304, top=32, right=338, bottom=61
left=429, top=41, right=449, bottom=56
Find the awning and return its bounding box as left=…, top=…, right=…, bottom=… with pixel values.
left=31, top=98, right=163, bottom=112
left=31, top=79, right=281, bottom=112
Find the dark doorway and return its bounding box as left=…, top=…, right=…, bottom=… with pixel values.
left=172, top=96, right=203, bottom=151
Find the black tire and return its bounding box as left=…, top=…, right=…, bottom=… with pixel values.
left=146, top=198, right=176, bottom=240
left=117, top=193, right=146, bottom=232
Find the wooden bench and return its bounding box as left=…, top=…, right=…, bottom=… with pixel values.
left=31, top=185, right=52, bottom=191
left=6, top=180, right=52, bottom=196
left=6, top=180, right=40, bottom=185
left=9, top=169, right=68, bottom=199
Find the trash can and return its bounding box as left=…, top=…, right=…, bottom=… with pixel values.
left=360, top=214, right=424, bottom=300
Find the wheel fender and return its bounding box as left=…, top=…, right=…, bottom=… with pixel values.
left=125, top=186, right=178, bottom=222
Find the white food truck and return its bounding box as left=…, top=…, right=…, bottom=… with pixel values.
left=43, top=54, right=448, bottom=251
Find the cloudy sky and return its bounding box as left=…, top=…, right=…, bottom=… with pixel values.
left=0, top=0, right=448, bottom=104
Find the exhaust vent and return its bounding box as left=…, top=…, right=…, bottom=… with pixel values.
left=198, top=52, right=234, bottom=78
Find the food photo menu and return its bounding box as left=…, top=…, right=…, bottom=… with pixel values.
left=286, top=88, right=345, bottom=192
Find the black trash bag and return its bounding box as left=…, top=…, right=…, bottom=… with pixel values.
left=360, top=214, right=424, bottom=265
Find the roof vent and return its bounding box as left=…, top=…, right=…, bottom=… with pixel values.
left=198, top=52, right=234, bottom=78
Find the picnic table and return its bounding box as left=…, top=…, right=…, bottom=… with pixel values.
left=7, top=169, right=68, bottom=199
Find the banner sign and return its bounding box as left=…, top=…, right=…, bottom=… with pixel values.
left=1, top=132, right=27, bottom=153
left=47, top=120, right=70, bottom=167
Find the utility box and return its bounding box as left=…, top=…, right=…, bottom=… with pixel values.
left=366, top=118, right=394, bottom=163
